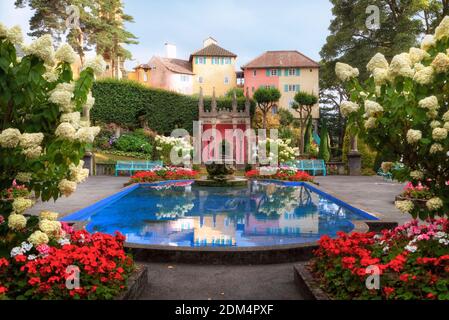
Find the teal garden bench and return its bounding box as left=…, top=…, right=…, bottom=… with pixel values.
left=283, top=160, right=327, bottom=176
left=115, top=161, right=163, bottom=176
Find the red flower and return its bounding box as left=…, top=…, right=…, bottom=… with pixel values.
left=0, top=258, right=9, bottom=268
left=28, top=277, right=41, bottom=286
left=14, top=255, right=27, bottom=263
left=383, top=287, right=395, bottom=298
left=0, top=286, right=8, bottom=295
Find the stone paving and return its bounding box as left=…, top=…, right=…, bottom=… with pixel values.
left=24, top=174, right=408, bottom=300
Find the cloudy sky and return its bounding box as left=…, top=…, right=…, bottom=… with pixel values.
left=0, top=0, right=333, bottom=69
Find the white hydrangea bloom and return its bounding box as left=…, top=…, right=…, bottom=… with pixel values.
left=49, top=82, right=75, bottom=111
left=395, top=200, right=414, bottom=214
left=6, top=25, right=23, bottom=45
left=335, top=62, right=359, bottom=82
left=58, top=179, right=77, bottom=197
left=407, top=129, right=422, bottom=144
left=84, top=92, right=95, bottom=110
left=413, top=66, right=434, bottom=85
left=39, top=219, right=62, bottom=238
left=69, top=161, right=90, bottom=183
left=12, top=197, right=34, bottom=214
left=43, top=69, right=59, bottom=83
left=431, top=53, right=449, bottom=73
left=19, top=133, right=44, bottom=149
left=55, top=44, right=78, bottom=64
left=16, top=172, right=32, bottom=183
left=372, top=67, right=389, bottom=85
left=22, top=146, right=43, bottom=159
left=409, top=48, right=430, bottom=64
left=435, top=16, right=449, bottom=40
left=426, top=197, right=444, bottom=211
left=340, top=101, right=359, bottom=117
left=84, top=55, right=106, bottom=77
left=444, top=122, right=449, bottom=130
left=430, top=143, right=444, bottom=154
left=388, top=53, right=414, bottom=78
left=40, top=211, right=59, bottom=221
left=364, top=117, right=377, bottom=129
left=0, top=128, right=22, bottom=148
left=443, top=111, right=449, bottom=122
left=430, top=120, right=442, bottom=129
left=28, top=231, right=49, bottom=246
left=421, top=35, right=436, bottom=51
left=23, top=34, right=55, bottom=65
left=410, top=170, right=424, bottom=180
left=8, top=214, right=27, bottom=231
left=55, top=122, right=76, bottom=140
left=364, top=100, right=383, bottom=117
left=418, top=96, right=439, bottom=110
left=75, top=126, right=101, bottom=143
left=433, top=128, right=448, bottom=141
left=60, top=112, right=81, bottom=129
left=367, top=53, right=389, bottom=72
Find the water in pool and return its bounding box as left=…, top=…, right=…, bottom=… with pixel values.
left=68, top=181, right=372, bottom=247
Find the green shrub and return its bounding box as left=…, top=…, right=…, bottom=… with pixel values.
left=114, top=130, right=153, bottom=156
left=92, top=80, right=255, bottom=134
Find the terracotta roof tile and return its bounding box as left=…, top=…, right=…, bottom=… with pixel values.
left=154, top=57, right=194, bottom=75
left=191, top=44, right=237, bottom=58
left=242, top=51, right=320, bottom=69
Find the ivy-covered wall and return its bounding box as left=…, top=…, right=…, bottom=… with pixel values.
left=91, top=80, right=255, bottom=135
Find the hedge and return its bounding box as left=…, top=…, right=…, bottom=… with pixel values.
left=92, top=79, right=255, bottom=135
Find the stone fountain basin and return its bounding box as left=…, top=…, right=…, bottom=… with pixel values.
left=194, top=177, right=248, bottom=187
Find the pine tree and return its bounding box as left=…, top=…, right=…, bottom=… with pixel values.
left=319, top=120, right=331, bottom=162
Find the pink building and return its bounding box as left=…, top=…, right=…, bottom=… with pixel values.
left=242, top=51, right=320, bottom=120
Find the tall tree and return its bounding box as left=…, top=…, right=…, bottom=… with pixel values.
left=319, top=0, right=432, bottom=157
left=253, top=87, right=281, bottom=129
left=15, top=0, right=138, bottom=72
left=292, top=91, right=318, bottom=155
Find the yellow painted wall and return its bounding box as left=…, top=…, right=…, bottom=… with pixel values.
left=192, top=57, right=237, bottom=96
left=127, top=68, right=152, bottom=87
left=279, top=68, right=320, bottom=119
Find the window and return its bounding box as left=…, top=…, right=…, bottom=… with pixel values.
left=143, top=72, right=148, bottom=82
left=198, top=76, right=204, bottom=84
left=272, top=106, right=278, bottom=114
left=253, top=70, right=257, bottom=77
left=225, top=58, right=231, bottom=64
left=181, top=75, right=189, bottom=82
left=224, top=76, right=230, bottom=84
left=197, top=57, right=206, bottom=64
left=289, top=69, right=296, bottom=76
left=271, top=69, right=278, bottom=76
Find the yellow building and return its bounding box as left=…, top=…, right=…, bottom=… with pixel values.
left=190, top=37, right=238, bottom=97
left=127, top=63, right=152, bottom=87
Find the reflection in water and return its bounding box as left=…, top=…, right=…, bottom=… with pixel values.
left=83, top=181, right=372, bottom=247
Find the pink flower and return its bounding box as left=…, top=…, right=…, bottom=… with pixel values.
left=0, top=215, right=4, bottom=225
left=36, top=244, right=50, bottom=256
left=61, top=222, right=74, bottom=235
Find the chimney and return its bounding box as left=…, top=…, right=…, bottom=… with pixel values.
left=165, top=43, right=177, bottom=59
left=203, top=37, right=218, bottom=48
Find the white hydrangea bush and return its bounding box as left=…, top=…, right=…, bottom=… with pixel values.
left=155, top=135, right=194, bottom=165
left=0, top=24, right=103, bottom=239
left=258, top=138, right=299, bottom=164
left=335, top=17, right=449, bottom=219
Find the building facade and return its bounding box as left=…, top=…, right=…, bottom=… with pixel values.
left=190, top=37, right=237, bottom=97
left=128, top=38, right=237, bottom=96
left=242, top=51, right=320, bottom=119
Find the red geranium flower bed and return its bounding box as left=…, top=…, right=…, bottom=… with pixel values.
left=312, top=219, right=449, bottom=300
left=0, top=230, right=134, bottom=300
left=245, top=168, right=314, bottom=183
left=129, top=167, right=199, bottom=184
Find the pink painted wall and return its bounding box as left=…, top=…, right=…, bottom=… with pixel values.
left=243, top=68, right=279, bottom=98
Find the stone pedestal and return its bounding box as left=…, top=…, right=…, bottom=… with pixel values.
left=347, top=151, right=362, bottom=176
left=83, top=152, right=95, bottom=176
